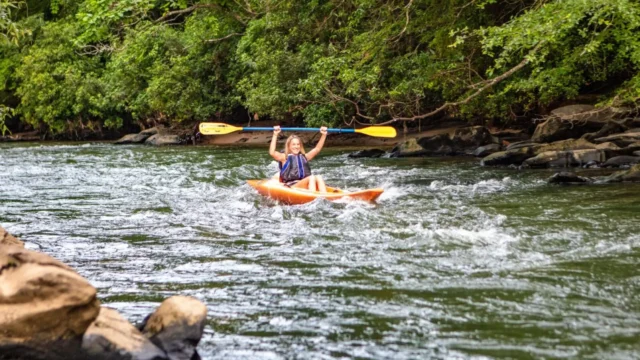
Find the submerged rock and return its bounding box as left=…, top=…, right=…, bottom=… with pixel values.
left=598, top=164, right=640, bottom=183
left=548, top=165, right=640, bottom=185
left=547, top=172, right=591, bottom=184
left=348, top=149, right=386, bottom=158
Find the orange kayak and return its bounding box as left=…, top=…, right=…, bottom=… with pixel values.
left=247, top=179, right=384, bottom=205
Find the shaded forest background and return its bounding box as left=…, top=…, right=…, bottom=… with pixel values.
left=0, top=0, right=639, bottom=139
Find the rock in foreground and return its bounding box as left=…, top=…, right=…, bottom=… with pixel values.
left=0, top=226, right=207, bottom=360
left=83, top=308, right=167, bottom=360
left=141, top=296, right=208, bottom=360
left=0, top=246, right=100, bottom=344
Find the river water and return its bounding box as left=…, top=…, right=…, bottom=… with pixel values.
left=1, top=142, right=639, bottom=359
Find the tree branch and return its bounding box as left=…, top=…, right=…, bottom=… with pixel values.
left=204, top=32, right=244, bottom=43
left=390, top=0, right=413, bottom=42
left=155, top=4, right=246, bottom=24
left=323, top=87, right=376, bottom=121
left=374, top=42, right=545, bottom=125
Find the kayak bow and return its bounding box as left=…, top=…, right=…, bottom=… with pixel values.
left=247, top=179, right=383, bottom=205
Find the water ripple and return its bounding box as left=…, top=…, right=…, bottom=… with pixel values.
left=1, top=143, right=639, bottom=359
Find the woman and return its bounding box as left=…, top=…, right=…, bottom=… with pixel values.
left=269, top=125, right=328, bottom=192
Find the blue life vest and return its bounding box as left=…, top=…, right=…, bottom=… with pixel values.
left=279, top=154, right=312, bottom=183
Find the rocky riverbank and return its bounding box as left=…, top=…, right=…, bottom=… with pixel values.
left=0, top=227, right=207, bottom=360
left=8, top=103, right=640, bottom=184
left=349, top=105, right=640, bottom=184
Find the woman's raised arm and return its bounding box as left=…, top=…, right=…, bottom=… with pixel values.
left=306, top=126, right=327, bottom=161
left=269, top=126, right=286, bottom=162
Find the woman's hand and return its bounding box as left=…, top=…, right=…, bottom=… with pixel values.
left=273, top=125, right=281, bottom=135
left=320, top=126, right=327, bottom=135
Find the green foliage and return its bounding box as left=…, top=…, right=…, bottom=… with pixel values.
left=0, top=104, right=12, bottom=134
left=104, top=12, right=241, bottom=123
left=15, top=20, right=108, bottom=134
left=0, top=0, right=26, bottom=44
left=1, top=0, right=639, bottom=136
left=479, top=0, right=640, bottom=111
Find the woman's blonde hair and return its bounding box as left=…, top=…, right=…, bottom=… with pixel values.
left=284, top=135, right=306, bottom=156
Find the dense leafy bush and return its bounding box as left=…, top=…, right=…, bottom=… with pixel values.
left=0, top=0, right=638, bottom=136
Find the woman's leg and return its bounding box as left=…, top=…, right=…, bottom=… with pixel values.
left=292, top=177, right=311, bottom=188
left=308, top=176, right=317, bottom=191
left=316, top=175, right=327, bottom=193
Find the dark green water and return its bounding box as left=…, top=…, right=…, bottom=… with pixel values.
left=1, top=142, right=639, bottom=359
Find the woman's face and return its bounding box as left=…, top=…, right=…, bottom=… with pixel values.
left=289, top=138, right=301, bottom=154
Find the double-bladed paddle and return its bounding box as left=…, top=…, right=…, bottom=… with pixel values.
left=199, top=122, right=397, bottom=138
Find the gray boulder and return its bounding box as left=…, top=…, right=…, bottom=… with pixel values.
left=532, top=138, right=622, bottom=158
left=414, top=133, right=455, bottom=155
left=393, top=126, right=494, bottom=157
left=534, top=138, right=596, bottom=154
left=550, top=104, right=596, bottom=117
left=602, top=156, right=640, bottom=167
left=523, top=149, right=605, bottom=168
left=547, top=172, right=591, bottom=184
left=141, top=296, right=207, bottom=360
left=390, top=138, right=427, bottom=157
left=472, top=144, right=501, bottom=157
left=597, top=164, right=640, bottom=183
left=140, top=127, right=161, bottom=136
left=532, top=105, right=612, bottom=143
left=594, top=131, right=640, bottom=147
left=581, top=121, right=627, bottom=142
left=480, top=146, right=536, bottom=166
left=348, top=149, right=386, bottom=158
left=506, top=141, right=541, bottom=151
left=0, top=246, right=100, bottom=344
left=115, top=133, right=152, bottom=144
left=82, top=307, right=167, bottom=360
left=145, top=134, right=181, bottom=146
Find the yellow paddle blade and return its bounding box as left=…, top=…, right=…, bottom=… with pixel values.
left=355, top=126, right=397, bottom=138
left=199, top=122, right=243, bottom=135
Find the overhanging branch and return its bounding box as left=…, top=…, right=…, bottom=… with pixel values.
left=374, top=42, right=545, bottom=125
left=205, top=32, right=244, bottom=43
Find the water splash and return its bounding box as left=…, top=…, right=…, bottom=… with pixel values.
left=1, top=143, right=639, bottom=359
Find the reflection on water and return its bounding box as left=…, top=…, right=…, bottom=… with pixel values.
left=1, top=142, right=640, bottom=359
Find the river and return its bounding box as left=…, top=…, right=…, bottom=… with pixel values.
left=1, top=142, right=639, bottom=359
